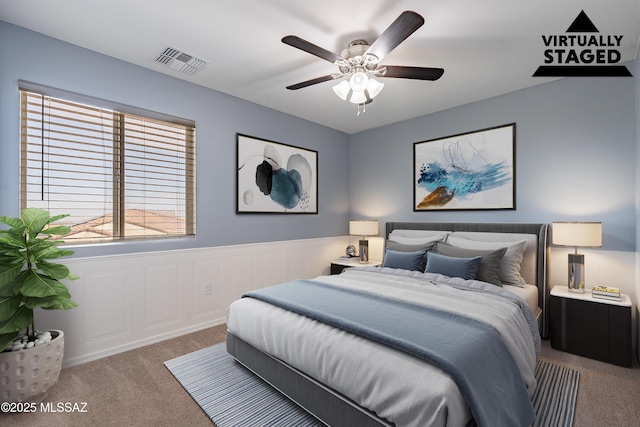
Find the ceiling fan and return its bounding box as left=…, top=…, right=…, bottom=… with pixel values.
left=282, top=10, right=444, bottom=114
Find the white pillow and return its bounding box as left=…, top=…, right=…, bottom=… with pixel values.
left=445, top=236, right=527, bottom=287
left=388, top=230, right=449, bottom=245
left=389, top=229, right=450, bottom=239
left=388, top=235, right=446, bottom=245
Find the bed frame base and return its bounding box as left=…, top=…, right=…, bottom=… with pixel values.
left=226, top=331, right=393, bottom=427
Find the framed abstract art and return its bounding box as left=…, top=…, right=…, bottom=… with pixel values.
left=413, top=123, right=515, bottom=211
left=236, top=134, right=318, bottom=214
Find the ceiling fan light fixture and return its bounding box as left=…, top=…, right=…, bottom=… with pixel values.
left=332, top=80, right=351, bottom=101
left=282, top=11, right=444, bottom=116
left=366, top=78, right=384, bottom=99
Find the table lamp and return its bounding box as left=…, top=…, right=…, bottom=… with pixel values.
left=552, top=221, right=602, bottom=293
left=349, top=220, right=378, bottom=263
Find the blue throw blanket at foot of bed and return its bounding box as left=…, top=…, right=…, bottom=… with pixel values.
left=244, top=280, right=535, bottom=427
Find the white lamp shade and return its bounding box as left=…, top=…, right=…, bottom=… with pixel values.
left=552, top=222, right=602, bottom=247
left=366, top=78, right=384, bottom=99
left=333, top=80, right=351, bottom=101
left=349, top=220, right=379, bottom=237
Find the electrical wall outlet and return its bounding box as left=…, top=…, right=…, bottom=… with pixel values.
left=203, top=282, right=212, bottom=295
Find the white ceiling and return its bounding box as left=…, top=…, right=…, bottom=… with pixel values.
left=2, top=0, right=639, bottom=134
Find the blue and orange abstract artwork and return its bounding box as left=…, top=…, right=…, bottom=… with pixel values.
left=414, top=124, right=515, bottom=211
left=237, top=134, right=317, bottom=213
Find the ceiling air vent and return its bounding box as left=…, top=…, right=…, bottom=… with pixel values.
left=153, top=46, right=208, bottom=75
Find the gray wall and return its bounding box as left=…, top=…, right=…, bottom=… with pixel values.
left=0, top=22, right=351, bottom=258
left=349, top=69, right=637, bottom=252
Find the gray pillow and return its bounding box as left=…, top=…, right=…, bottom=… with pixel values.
left=385, top=240, right=437, bottom=271
left=425, top=252, right=482, bottom=280
left=434, top=242, right=507, bottom=286
left=444, top=236, right=527, bottom=286
left=381, top=249, right=427, bottom=272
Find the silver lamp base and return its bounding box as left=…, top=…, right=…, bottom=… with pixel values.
left=359, top=239, right=369, bottom=263
left=568, top=253, right=585, bottom=293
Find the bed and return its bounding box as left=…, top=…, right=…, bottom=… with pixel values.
left=226, top=222, right=549, bottom=427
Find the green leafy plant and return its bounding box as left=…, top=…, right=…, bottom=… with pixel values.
left=0, top=208, right=78, bottom=352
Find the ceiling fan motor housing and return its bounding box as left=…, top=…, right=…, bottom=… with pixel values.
left=338, top=40, right=379, bottom=74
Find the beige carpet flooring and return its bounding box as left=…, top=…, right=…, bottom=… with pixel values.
left=2, top=324, right=639, bottom=427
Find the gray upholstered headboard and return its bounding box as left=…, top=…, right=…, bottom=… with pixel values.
left=385, top=222, right=550, bottom=337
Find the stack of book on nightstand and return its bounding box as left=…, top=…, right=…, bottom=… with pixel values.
left=591, top=285, right=621, bottom=301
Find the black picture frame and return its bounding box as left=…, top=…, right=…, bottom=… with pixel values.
left=413, top=123, right=516, bottom=211
left=236, top=133, right=318, bottom=214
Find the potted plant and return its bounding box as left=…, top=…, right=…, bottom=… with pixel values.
left=0, top=208, right=78, bottom=402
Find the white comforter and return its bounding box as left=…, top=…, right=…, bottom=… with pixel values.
left=226, top=268, right=538, bottom=427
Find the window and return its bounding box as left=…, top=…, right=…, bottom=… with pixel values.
left=19, top=86, right=196, bottom=244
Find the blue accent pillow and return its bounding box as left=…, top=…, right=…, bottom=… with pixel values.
left=425, top=252, right=482, bottom=280
left=382, top=249, right=427, bottom=271
left=385, top=240, right=437, bottom=271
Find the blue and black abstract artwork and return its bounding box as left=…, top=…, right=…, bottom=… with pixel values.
left=237, top=135, right=316, bottom=213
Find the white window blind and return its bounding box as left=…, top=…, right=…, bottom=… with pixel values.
left=19, top=88, right=196, bottom=244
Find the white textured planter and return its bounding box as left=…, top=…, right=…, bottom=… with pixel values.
left=0, top=330, right=64, bottom=403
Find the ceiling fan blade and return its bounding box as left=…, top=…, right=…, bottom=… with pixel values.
left=282, top=35, right=343, bottom=64
left=286, top=74, right=337, bottom=90
left=380, top=66, right=444, bottom=81
left=365, top=11, right=425, bottom=61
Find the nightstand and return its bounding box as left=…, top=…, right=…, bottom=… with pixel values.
left=550, top=286, right=632, bottom=367
left=330, top=258, right=381, bottom=275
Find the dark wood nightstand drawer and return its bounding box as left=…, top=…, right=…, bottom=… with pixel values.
left=609, top=306, right=631, bottom=328
left=331, top=263, right=347, bottom=275
left=564, top=298, right=608, bottom=323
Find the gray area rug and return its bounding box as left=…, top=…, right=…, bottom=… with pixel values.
left=532, top=358, right=580, bottom=427
left=165, top=343, right=579, bottom=427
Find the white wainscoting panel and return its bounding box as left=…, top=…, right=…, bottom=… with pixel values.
left=35, top=236, right=350, bottom=368
left=84, top=268, right=132, bottom=344
left=190, top=259, right=223, bottom=319
left=263, top=251, right=286, bottom=288
left=232, top=255, right=257, bottom=299
left=144, top=263, right=181, bottom=330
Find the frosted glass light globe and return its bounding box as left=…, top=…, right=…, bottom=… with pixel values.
left=349, top=72, right=369, bottom=92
